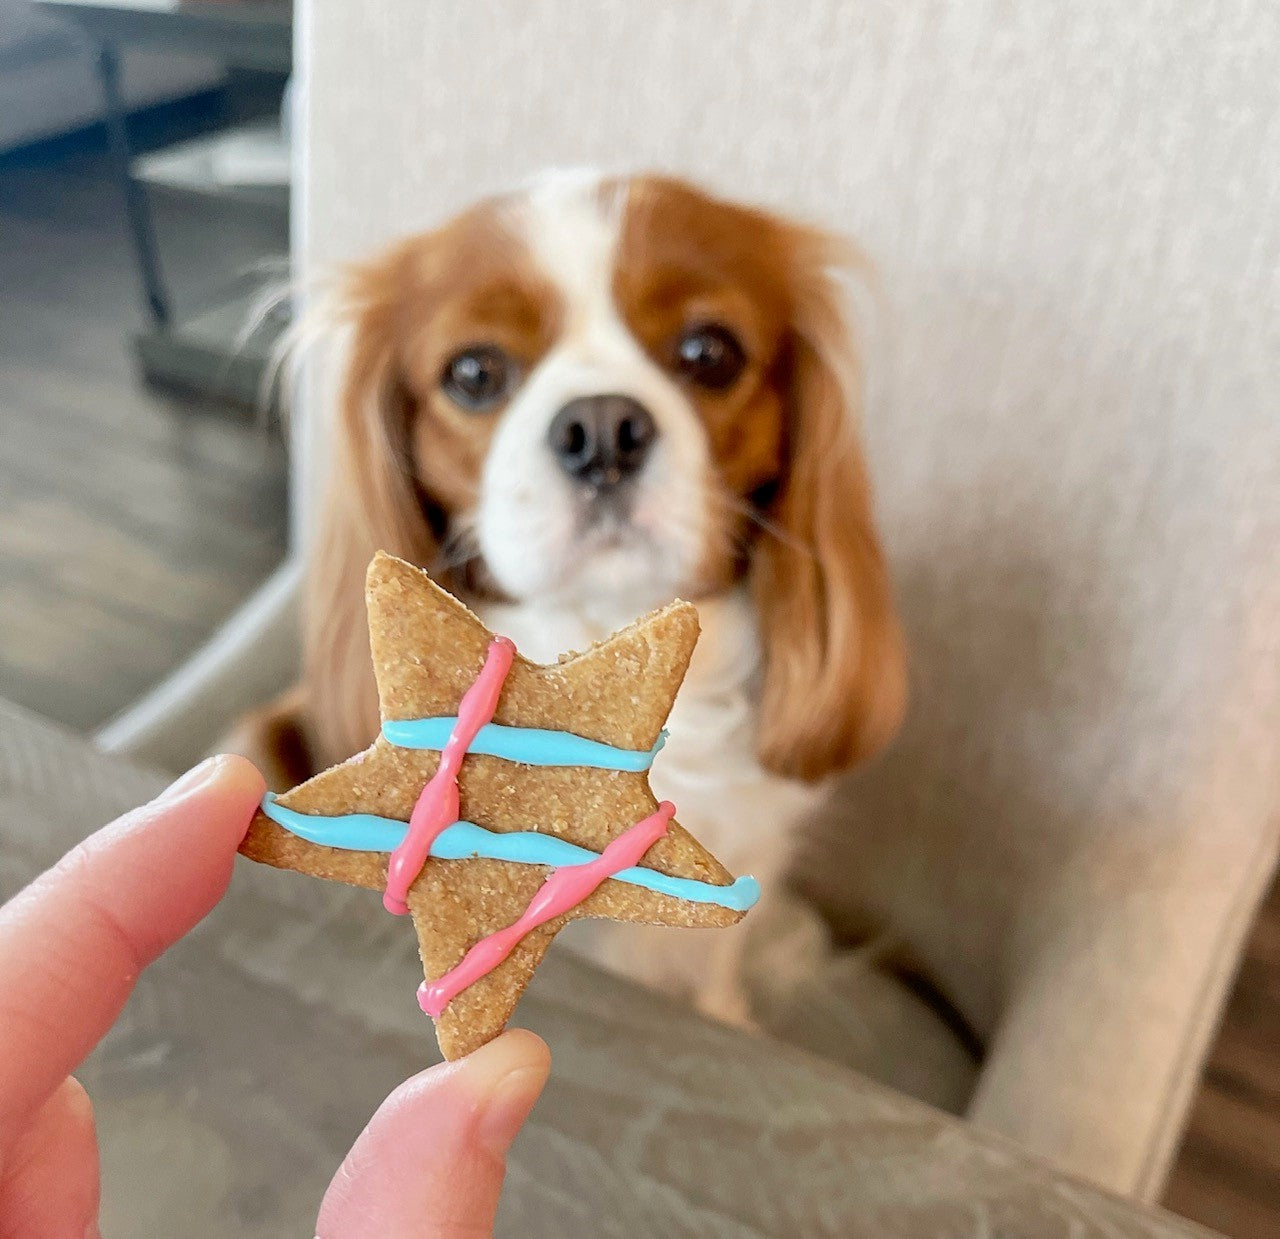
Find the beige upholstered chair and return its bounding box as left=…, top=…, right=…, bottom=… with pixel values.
left=99, top=0, right=1280, bottom=1203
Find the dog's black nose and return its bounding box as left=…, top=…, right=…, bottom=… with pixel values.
left=547, top=394, right=657, bottom=487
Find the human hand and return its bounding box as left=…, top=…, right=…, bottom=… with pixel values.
left=0, top=755, right=549, bottom=1237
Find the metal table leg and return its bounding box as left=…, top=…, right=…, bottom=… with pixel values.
left=94, top=40, right=171, bottom=326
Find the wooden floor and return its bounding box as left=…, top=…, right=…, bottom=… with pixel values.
left=0, top=149, right=289, bottom=733
left=1, top=147, right=1277, bottom=1237
left=1163, top=875, right=1280, bottom=1236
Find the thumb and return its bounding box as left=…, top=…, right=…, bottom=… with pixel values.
left=317, top=1029, right=549, bottom=1238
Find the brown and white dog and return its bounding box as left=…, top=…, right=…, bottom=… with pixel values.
left=247, top=171, right=906, bottom=1025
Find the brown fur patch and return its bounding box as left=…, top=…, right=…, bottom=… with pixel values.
left=305, top=204, right=563, bottom=766
left=614, top=176, right=907, bottom=778
left=613, top=176, right=794, bottom=590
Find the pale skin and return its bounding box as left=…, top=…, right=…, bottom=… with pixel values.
left=0, top=754, right=549, bottom=1238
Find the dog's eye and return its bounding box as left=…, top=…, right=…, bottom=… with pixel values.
left=441, top=345, right=514, bottom=411
left=673, top=323, right=746, bottom=391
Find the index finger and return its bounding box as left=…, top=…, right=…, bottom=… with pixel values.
left=0, top=754, right=264, bottom=1144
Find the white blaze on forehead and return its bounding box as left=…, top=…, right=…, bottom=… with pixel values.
left=511, top=169, right=662, bottom=396
left=476, top=170, right=712, bottom=611
left=508, top=169, right=704, bottom=421
left=515, top=168, right=625, bottom=328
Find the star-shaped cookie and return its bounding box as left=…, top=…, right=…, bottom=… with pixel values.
left=240, top=552, right=759, bottom=1058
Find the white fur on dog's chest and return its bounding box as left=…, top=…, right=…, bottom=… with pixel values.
left=645, top=655, right=819, bottom=887
left=479, top=588, right=819, bottom=1006
left=478, top=589, right=819, bottom=896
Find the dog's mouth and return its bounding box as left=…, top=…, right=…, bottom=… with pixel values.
left=467, top=452, right=693, bottom=607
left=574, top=484, right=661, bottom=555
left=577, top=485, right=638, bottom=536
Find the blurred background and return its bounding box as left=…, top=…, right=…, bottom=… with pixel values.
left=1, top=3, right=1276, bottom=1235
left=0, top=0, right=289, bottom=734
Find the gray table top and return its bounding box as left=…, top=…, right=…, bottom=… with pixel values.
left=35, top=0, right=291, bottom=73
left=0, top=699, right=1213, bottom=1236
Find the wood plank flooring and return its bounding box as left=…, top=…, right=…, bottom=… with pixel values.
left=1163, top=874, right=1280, bottom=1236
left=0, top=149, right=288, bottom=732
left=1, top=146, right=1277, bottom=1238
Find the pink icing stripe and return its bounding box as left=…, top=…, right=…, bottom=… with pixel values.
left=382, top=637, right=516, bottom=916
left=418, top=801, right=676, bottom=1017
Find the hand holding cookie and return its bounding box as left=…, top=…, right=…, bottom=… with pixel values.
left=0, top=755, right=547, bottom=1237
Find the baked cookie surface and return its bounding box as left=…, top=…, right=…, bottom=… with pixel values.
left=241, top=552, right=759, bottom=1058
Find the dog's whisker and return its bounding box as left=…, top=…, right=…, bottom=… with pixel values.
left=429, top=517, right=483, bottom=578
left=705, top=487, right=815, bottom=559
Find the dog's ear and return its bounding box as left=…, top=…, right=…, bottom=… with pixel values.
left=304, top=245, right=442, bottom=767
left=751, top=240, right=907, bottom=782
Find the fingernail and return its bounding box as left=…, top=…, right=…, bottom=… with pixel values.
left=465, top=1031, right=550, bottom=1158
left=154, top=755, right=226, bottom=804
left=475, top=1063, right=546, bottom=1159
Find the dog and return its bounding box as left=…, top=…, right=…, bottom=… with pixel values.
left=242, top=171, right=906, bottom=1026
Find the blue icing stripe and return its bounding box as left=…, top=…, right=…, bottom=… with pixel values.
left=261, top=796, right=407, bottom=851
left=259, top=793, right=760, bottom=912
left=381, top=718, right=666, bottom=772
